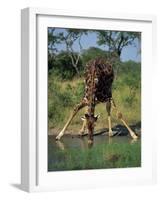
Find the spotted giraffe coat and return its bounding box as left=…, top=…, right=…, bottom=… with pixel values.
left=83, top=57, right=114, bottom=105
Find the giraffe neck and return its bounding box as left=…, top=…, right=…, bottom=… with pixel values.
left=87, top=64, right=96, bottom=116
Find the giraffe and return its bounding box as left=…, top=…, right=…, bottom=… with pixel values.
left=55, top=57, right=138, bottom=144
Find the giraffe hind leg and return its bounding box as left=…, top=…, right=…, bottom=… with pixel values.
left=111, top=99, right=138, bottom=139
left=106, top=99, right=113, bottom=137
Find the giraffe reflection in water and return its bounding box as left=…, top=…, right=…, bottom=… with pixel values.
left=54, top=134, right=139, bottom=151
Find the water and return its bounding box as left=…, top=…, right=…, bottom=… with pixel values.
left=48, top=134, right=141, bottom=171
left=48, top=134, right=140, bottom=151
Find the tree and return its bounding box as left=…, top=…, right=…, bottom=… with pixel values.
left=96, top=31, right=141, bottom=78
left=57, top=29, right=88, bottom=76
left=96, top=31, right=140, bottom=58
left=82, top=47, right=107, bottom=64
left=48, top=28, right=61, bottom=71
left=52, top=51, right=83, bottom=79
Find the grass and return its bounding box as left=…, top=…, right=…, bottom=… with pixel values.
left=48, top=140, right=141, bottom=171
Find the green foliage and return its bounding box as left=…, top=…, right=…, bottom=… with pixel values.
left=122, top=62, right=141, bottom=106
left=49, top=51, right=83, bottom=79
left=48, top=73, right=85, bottom=128
left=71, top=82, right=84, bottom=103
left=48, top=53, right=56, bottom=71
left=96, top=30, right=141, bottom=57
left=48, top=81, right=69, bottom=127
left=82, top=47, right=107, bottom=64
left=48, top=28, right=141, bottom=79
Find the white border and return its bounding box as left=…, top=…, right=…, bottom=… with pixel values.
left=21, top=7, right=156, bottom=192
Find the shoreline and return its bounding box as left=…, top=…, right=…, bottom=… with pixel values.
left=48, top=122, right=141, bottom=137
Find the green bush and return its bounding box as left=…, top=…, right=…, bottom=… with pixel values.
left=82, top=47, right=107, bottom=65
left=48, top=51, right=84, bottom=80
left=72, top=82, right=84, bottom=103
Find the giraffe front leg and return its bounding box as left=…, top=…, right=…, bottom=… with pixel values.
left=79, top=107, right=88, bottom=136
left=111, top=99, right=138, bottom=139
left=56, top=101, right=86, bottom=140
left=79, top=119, right=86, bottom=136
left=106, top=99, right=113, bottom=137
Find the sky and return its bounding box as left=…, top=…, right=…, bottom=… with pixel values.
left=48, top=28, right=141, bottom=63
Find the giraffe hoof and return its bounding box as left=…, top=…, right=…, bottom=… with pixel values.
left=130, top=131, right=138, bottom=139
left=55, top=131, right=64, bottom=140
left=55, top=136, right=60, bottom=140
left=78, top=131, right=84, bottom=136
left=55, top=135, right=61, bottom=140
left=132, top=134, right=138, bottom=140
left=109, top=131, right=113, bottom=137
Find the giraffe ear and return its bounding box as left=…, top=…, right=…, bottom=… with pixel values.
left=95, top=114, right=100, bottom=120
left=81, top=116, right=86, bottom=121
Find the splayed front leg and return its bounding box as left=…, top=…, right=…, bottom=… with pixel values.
left=79, top=107, right=88, bottom=136
left=56, top=130, right=65, bottom=140
left=56, top=101, right=86, bottom=140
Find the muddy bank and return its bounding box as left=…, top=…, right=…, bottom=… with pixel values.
left=49, top=121, right=141, bottom=137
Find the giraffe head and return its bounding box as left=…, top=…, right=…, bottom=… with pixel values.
left=81, top=113, right=100, bottom=134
